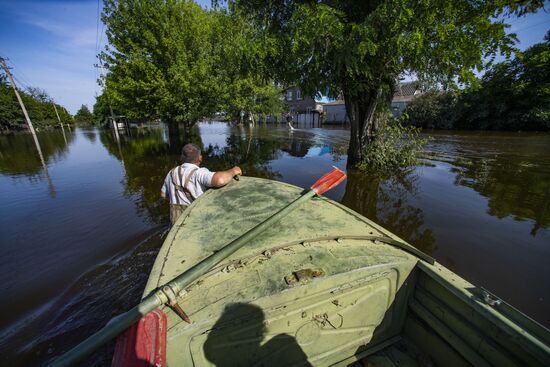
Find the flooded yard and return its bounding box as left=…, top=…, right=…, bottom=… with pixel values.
left=1, top=122, right=549, bottom=365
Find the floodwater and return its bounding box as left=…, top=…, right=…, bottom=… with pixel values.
left=0, top=122, right=549, bottom=365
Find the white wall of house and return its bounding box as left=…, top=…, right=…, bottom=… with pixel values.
left=324, top=104, right=348, bottom=124
left=296, top=112, right=318, bottom=124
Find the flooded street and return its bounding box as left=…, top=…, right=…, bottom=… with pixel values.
left=1, top=122, right=549, bottom=365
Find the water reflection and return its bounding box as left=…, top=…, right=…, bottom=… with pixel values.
left=1, top=124, right=549, bottom=366
left=0, top=129, right=74, bottom=176
left=282, top=130, right=314, bottom=158
left=0, top=130, right=76, bottom=199
left=342, top=170, right=436, bottom=255
left=450, top=154, right=550, bottom=236
left=97, top=124, right=288, bottom=224
left=203, top=126, right=284, bottom=179
left=81, top=129, right=97, bottom=144
left=99, top=128, right=177, bottom=224
left=427, top=133, right=550, bottom=237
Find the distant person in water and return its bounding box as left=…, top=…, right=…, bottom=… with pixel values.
left=286, top=112, right=295, bottom=130
left=161, top=143, right=241, bottom=225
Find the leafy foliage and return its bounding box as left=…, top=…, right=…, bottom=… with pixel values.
left=406, top=32, right=550, bottom=131
left=224, top=0, right=543, bottom=165
left=0, top=75, right=73, bottom=131
left=74, top=105, right=94, bottom=123
left=358, top=118, right=429, bottom=171
left=92, top=93, right=112, bottom=125
left=404, top=91, right=459, bottom=129
left=99, top=0, right=282, bottom=127
left=100, top=0, right=218, bottom=124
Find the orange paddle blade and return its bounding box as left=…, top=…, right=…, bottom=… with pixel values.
left=311, top=167, right=347, bottom=195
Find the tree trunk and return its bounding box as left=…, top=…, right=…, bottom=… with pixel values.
left=344, top=87, right=382, bottom=166
left=167, top=121, right=182, bottom=154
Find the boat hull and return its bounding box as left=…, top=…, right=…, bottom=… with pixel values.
left=132, top=177, right=549, bottom=366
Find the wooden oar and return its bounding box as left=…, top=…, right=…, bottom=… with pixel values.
left=50, top=168, right=347, bottom=367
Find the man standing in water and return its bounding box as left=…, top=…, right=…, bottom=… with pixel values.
left=161, top=143, right=242, bottom=225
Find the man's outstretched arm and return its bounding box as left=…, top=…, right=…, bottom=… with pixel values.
left=211, top=166, right=242, bottom=188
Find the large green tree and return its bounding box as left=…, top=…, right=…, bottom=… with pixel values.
left=99, top=0, right=283, bottom=127
left=100, top=0, right=230, bottom=127
left=74, top=104, right=94, bottom=123
left=211, top=10, right=285, bottom=122
left=0, top=75, right=72, bottom=130
left=226, top=0, right=544, bottom=165
left=406, top=30, right=550, bottom=130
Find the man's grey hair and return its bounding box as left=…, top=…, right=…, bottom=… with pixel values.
left=181, top=143, right=201, bottom=163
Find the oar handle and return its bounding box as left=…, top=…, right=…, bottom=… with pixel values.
left=50, top=190, right=316, bottom=367
left=50, top=169, right=346, bottom=366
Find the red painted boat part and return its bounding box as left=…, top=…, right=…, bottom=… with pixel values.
left=111, top=308, right=167, bottom=367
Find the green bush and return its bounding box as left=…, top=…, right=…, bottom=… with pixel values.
left=404, top=32, right=550, bottom=131
left=358, top=118, right=429, bottom=171
left=405, top=91, right=458, bottom=129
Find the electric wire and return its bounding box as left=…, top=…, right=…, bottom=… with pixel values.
left=7, top=59, right=34, bottom=89
left=95, top=0, right=101, bottom=55
left=513, top=19, right=550, bottom=32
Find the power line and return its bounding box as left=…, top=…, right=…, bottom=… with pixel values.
left=514, top=19, right=550, bottom=32
left=95, top=0, right=101, bottom=54
left=12, top=75, right=30, bottom=91
left=97, top=0, right=106, bottom=54
left=7, top=59, right=35, bottom=88
left=98, top=20, right=106, bottom=53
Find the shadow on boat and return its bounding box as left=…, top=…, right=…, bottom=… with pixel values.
left=204, top=303, right=312, bottom=367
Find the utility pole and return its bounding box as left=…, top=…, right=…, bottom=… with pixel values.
left=0, top=56, right=46, bottom=165
left=1, top=56, right=55, bottom=197
left=52, top=101, right=64, bottom=129
left=109, top=105, right=120, bottom=141
left=96, top=58, right=120, bottom=141
left=52, top=101, right=67, bottom=144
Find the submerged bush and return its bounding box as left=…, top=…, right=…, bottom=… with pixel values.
left=358, top=118, right=429, bottom=171
left=405, top=91, right=459, bottom=129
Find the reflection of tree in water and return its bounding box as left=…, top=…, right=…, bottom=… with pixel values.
left=204, top=303, right=311, bottom=367
left=0, top=129, right=74, bottom=176
left=281, top=130, right=314, bottom=158
left=81, top=129, right=97, bottom=144
left=451, top=154, right=550, bottom=236
left=99, top=128, right=186, bottom=224
left=99, top=124, right=283, bottom=224
left=341, top=169, right=436, bottom=255
left=202, top=126, right=284, bottom=180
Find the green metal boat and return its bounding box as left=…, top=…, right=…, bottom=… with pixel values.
left=121, top=176, right=549, bottom=366
left=52, top=174, right=550, bottom=366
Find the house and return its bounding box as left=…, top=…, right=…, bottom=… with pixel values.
left=284, top=86, right=319, bottom=113
left=320, top=82, right=424, bottom=124
left=283, top=86, right=323, bottom=125
left=391, top=81, right=423, bottom=116
left=279, top=82, right=421, bottom=125
left=323, top=100, right=349, bottom=124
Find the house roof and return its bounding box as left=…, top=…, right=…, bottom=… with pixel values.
left=393, top=82, right=422, bottom=102
left=322, top=100, right=345, bottom=106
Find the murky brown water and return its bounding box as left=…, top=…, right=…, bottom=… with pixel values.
left=1, top=122, right=549, bottom=365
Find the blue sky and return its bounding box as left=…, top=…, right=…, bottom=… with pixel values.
left=0, top=0, right=548, bottom=114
